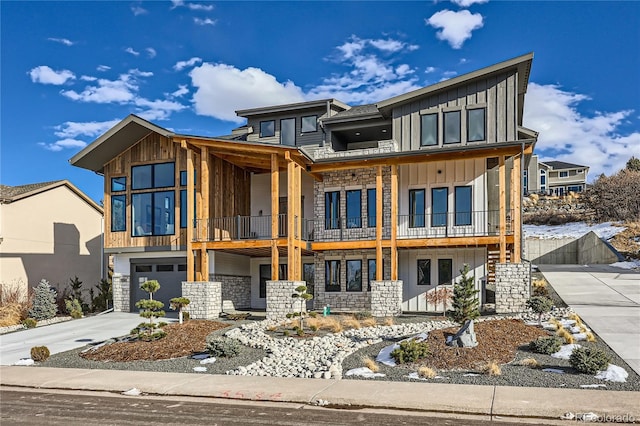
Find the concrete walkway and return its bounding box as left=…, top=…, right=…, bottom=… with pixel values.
left=539, top=265, right=640, bottom=375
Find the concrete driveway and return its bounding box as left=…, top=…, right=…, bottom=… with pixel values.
left=0, top=312, right=147, bottom=365
left=539, top=265, right=640, bottom=375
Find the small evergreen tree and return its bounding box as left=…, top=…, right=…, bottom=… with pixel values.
left=170, top=297, right=190, bottom=324
left=291, top=285, right=313, bottom=331
left=134, top=280, right=166, bottom=340
left=91, top=278, right=112, bottom=312
left=526, top=296, right=553, bottom=325
left=68, top=276, right=88, bottom=313
left=28, top=279, right=58, bottom=321
left=451, top=264, right=479, bottom=324
left=626, top=156, right=640, bottom=172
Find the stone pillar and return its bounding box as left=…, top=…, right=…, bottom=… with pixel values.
left=182, top=281, right=222, bottom=319
left=495, top=263, right=531, bottom=313
left=370, top=280, right=403, bottom=317
left=266, top=280, right=306, bottom=320
left=111, top=274, right=130, bottom=312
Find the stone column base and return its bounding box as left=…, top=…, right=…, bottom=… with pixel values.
left=371, top=280, right=403, bottom=317
left=112, top=274, right=130, bottom=312
left=267, top=280, right=307, bottom=320
left=495, top=263, right=531, bottom=314
left=182, top=281, right=222, bottom=319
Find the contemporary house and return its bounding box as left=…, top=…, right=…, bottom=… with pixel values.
left=525, top=155, right=589, bottom=196
left=70, top=53, right=537, bottom=316
left=0, top=180, right=103, bottom=299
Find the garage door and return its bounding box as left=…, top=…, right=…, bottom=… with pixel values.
left=130, top=258, right=187, bottom=314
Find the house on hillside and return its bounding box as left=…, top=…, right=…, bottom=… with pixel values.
left=525, top=155, right=589, bottom=196
left=0, top=180, right=104, bottom=299
left=70, top=53, right=538, bottom=317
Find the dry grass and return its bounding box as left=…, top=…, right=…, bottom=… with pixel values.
left=516, top=358, right=541, bottom=369
left=363, top=357, right=379, bottom=372
left=341, top=317, right=361, bottom=329
left=417, top=366, right=437, bottom=379
left=315, top=317, right=343, bottom=333
left=361, top=317, right=377, bottom=327
left=568, top=313, right=583, bottom=326
left=481, top=361, right=502, bottom=376
left=549, top=318, right=562, bottom=331
left=0, top=285, right=32, bottom=327
left=557, top=328, right=575, bottom=344
left=0, top=304, right=24, bottom=327
left=586, top=332, right=596, bottom=342
left=382, top=317, right=395, bottom=326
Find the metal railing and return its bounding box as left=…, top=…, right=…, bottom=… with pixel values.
left=396, top=210, right=512, bottom=239
left=193, top=214, right=287, bottom=242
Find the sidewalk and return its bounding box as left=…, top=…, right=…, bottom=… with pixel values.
left=539, top=265, right=640, bottom=375
left=1, top=366, right=638, bottom=423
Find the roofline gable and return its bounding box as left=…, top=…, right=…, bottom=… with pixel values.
left=2, top=180, right=103, bottom=214
left=236, top=99, right=350, bottom=117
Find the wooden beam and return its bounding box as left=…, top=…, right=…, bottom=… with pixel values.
left=499, top=155, right=507, bottom=263
left=311, top=240, right=378, bottom=251
left=200, top=147, right=210, bottom=276
left=295, top=163, right=302, bottom=281
left=271, top=154, right=279, bottom=281
left=202, top=239, right=275, bottom=250
left=390, top=164, right=398, bottom=280
left=287, top=158, right=295, bottom=281
left=186, top=147, right=195, bottom=281
left=513, top=153, right=522, bottom=262
left=375, top=166, right=383, bottom=281
left=396, top=235, right=513, bottom=248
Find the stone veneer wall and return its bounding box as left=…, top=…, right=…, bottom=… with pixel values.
left=370, top=280, right=403, bottom=317
left=182, top=281, right=222, bottom=319
left=495, top=263, right=531, bottom=313
left=313, top=139, right=398, bottom=160
left=210, top=274, right=251, bottom=309
left=314, top=249, right=390, bottom=310
left=266, top=280, right=306, bottom=320
left=112, top=274, right=130, bottom=312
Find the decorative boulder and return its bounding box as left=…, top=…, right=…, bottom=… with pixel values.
left=446, top=319, right=478, bottom=348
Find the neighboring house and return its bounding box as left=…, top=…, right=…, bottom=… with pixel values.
left=0, top=180, right=104, bottom=299
left=70, top=53, right=537, bottom=314
left=525, top=155, right=589, bottom=195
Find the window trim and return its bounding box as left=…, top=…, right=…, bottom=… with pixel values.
left=467, top=107, right=486, bottom=142
left=131, top=162, right=175, bottom=190
left=559, top=171, right=569, bottom=178
left=132, top=190, right=176, bottom=237
left=259, top=120, right=275, bottom=138
left=431, top=187, right=448, bottom=228
left=437, top=258, right=453, bottom=286
left=366, top=188, right=377, bottom=228
left=301, top=115, right=318, bottom=133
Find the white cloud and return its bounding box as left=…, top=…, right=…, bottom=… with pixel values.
left=38, top=138, right=87, bottom=152
left=169, top=84, right=189, bottom=98
left=450, top=0, right=489, bottom=7
left=61, top=72, right=140, bottom=103
left=190, top=63, right=305, bottom=123
left=524, top=83, right=640, bottom=178
left=194, top=17, right=216, bottom=26
left=135, top=98, right=186, bottom=121
left=131, top=5, right=148, bottom=16
left=97, top=65, right=111, bottom=72
left=125, top=47, right=140, bottom=56
left=47, top=37, right=74, bottom=46
left=171, top=1, right=214, bottom=11
left=426, top=9, right=484, bottom=49
left=80, top=75, right=97, bottom=81
left=170, top=0, right=183, bottom=8
left=146, top=47, right=157, bottom=58
left=174, top=57, right=202, bottom=71
left=425, top=66, right=437, bottom=74
left=54, top=119, right=121, bottom=138
left=129, top=69, right=153, bottom=78
left=370, top=38, right=417, bottom=53
left=29, top=66, right=75, bottom=85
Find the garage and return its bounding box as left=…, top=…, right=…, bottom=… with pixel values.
left=130, top=257, right=187, bottom=314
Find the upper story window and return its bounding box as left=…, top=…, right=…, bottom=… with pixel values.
left=346, top=189, right=362, bottom=228
left=325, top=191, right=340, bottom=229
left=132, top=162, right=175, bottom=190
left=111, top=195, right=126, bottom=232
left=523, top=170, right=528, bottom=192
left=111, top=177, right=126, bottom=192
left=420, top=113, right=438, bottom=146
left=280, top=118, right=295, bottom=146
left=443, top=111, right=461, bottom=144
left=560, top=171, right=569, bottom=178
left=301, top=115, right=317, bottom=133
left=454, top=186, right=472, bottom=226
left=132, top=191, right=175, bottom=237
left=367, top=188, right=377, bottom=228
left=431, top=187, right=448, bottom=227
left=260, top=120, right=275, bottom=138
left=409, top=189, right=425, bottom=228
left=467, top=108, right=486, bottom=142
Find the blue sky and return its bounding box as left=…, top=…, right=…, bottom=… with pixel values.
left=1, top=1, right=638, bottom=203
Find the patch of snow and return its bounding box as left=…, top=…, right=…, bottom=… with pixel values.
left=13, top=358, right=34, bottom=366
left=542, top=368, right=565, bottom=374
left=193, top=366, right=207, bottom=373
left=122, top=388, right=141, bottom=396
left=580, top=384, right=607, bottom=388
left=406, top=372, right=428, bottom=381
left=572, top=333, right=588, bottom=341
left=551, top=344, right=581, bottom=360
left=559, top=319, right=577, bottom=328
left=345, top=367, right=385, bottom=378
left=595, top=364, right=628, bottom=382
left=610, top=260, right=640, bottom=270
left=200, top=357, right=216, bottom=364
left=524, top=222, right=624, bottom=240
left=376, top=332, right=428, bottom=367
left=463, top=373, right=480, bottom=377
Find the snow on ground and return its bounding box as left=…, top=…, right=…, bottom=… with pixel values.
left=345, top=367, right=385, bottom=378
left=523, top=222, right=624, bottom=240
left=551, top=344, right=581, bottom=360
left=595, top=364, right=628, bottom=383
left=610, top=260, right=640, bottom=270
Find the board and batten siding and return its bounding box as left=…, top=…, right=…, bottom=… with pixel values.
left=245, top=110, right=326, bottom=147
left=250, top=172, right=315, bottom=219
left=392, top=71, right=518, bottom=151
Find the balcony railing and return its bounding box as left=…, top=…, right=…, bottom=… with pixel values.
left=193, top=210, right=512, bottom=242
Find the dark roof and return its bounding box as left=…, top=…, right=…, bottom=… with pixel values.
left=0, top=180, right=63, bottom=201
left=544, top=161, right=587, bottom=170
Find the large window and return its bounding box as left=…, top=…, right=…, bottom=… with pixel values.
left=301, top=115, right=317, bottom=133
left=280, top=118, right=295, bottom=146
left=132, top=162, right=174, bottom=190
left=467, top=108, right=486, bottom=142
left=417, top=259, right=431, bottom=286
left=409, top=189, right=425, bottom=227
left=132, top=191, right=175, bottom=236
left=420, top=113, right=438, bottom=146
left=438, top=259, right=453, bottom=285
left=260, top=120, right=275, bottom=138
left=367, top=188, right=376, bottom=228
left=346, top=260, right=362, bottom=292
left=325, top=191, right=340, bottom=229
left=431, top=187, right=448, bottom=227
left=346, top=189, right=362, bottom=228
left=443, top=111, right=461, bottom=144
left=454, top=186, right=472, bottom=226
left=111, top=195, right=126, bottom=232
left=325, top=260, right=341, bottom=292
left=111, top=177, right=126, bottom=192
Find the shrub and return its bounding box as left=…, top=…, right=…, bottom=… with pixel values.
left=526, top=296, right=554, bottom=325
left=283, top=330, right=290, bottom=337
left=390, top=338, right=430, bottom=364
left=417, top=366, right=436, bottom=379
left=584, top=167, right=640, bottom=222
left=532, top=279, right=549, bottom=297
left=68, top=276, right=88, bottom=313
left=91, top=278, right=112, bottom=312
left=516, top=358, right=541, bottom=369
left=182, top=311, right=190, bottom=322
left=309, top=324, right=318, bottom=332
left=569, top=347, right=610, bottom=374
left=28, top=280, right=58, bottom=321
left=481, top=361, right=501, bottom=376
left=134, top=280, right=165, bottom=340
left=22, top=318, right=37, bottom=328
left=291, top=285, right=313, bottom=331
left=361, top=317, right=377, bottom=328
left=169, top=297, right=190, bottom=324
left=65, top=298, right=83, bottom=319
left=296, top=327, right=304, bottom=337
left=30, top=346, right=50, bottom=362
left=529, top=336, right=563, bottom=355
left=557, top=328, right=575, bottom=344
left=451, top=264, right=479, bottom=324
left=207, top=338, right=242, bottom=358
left=354, top=311, right=372, bottom=320
left=382, top=317, right=394, bottom=326
left=309, top=311, right=318, bottom=318
left=341, top=317, right=361, bottom=329
left=425, top=286, right=453, bottom=317
left=363, top=357, right=379, bottom=372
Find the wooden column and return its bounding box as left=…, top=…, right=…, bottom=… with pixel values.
left=271, top=154, right=279, bottom=281
left=287, top=154, right=295, bottom=281
left=512, top=154, right=522, bottom=263
left=499, top=155, right=507, bottom=263
left=184, top=142, right=195, bottom=282
left=390, top=164, right=398, bottom=280
left=199, top=147, right=210, bottom=279
left=375, top=166, right=383, bottom=280
left=295, top=163, right=302, bottom=280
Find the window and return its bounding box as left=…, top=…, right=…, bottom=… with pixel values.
left=540, top=169, right=547, bottom=192
left=325, top=191, right=340, bottom=229
left=178, top=264, right=187, bottom=272
left=420, top=113, right=437, bottom=146
left=346, top=260, right=362, bottom=292
left=443, top=111, right=461, bottom=144
left=280, top=118, right=295, bottom=146
left=431, top=187, right=448, bottom=227
left=132, top=163, right=174, bottom=190
left=259, top=264, right=287, bottom=298
left=568, top=185, right=582, bottom=193
left=179, top=170, right=196, bottom=186
left=111, top=195, right=126, bottom=232
left=180, top=189, right=194, bottom=229
left=367, top=188, right=376, bottom=228
left=417, top=259, right=431, bottom=286
left=346, top=189, right=362, bottom=228
left=367, top=258, right=376, bottom=290
left=135, top=265, right=152, bottom=273
left=409, top=189, right=425, bottom=227
left=132, top=191, right=175, bottom=236
left=301, top=115, right=317, bottom=133
left=560, top=171, right=569, bottom=178
left=157, top=264, right=174, bottom=272
left=260, top=120, right=275, bottom=138
left=325, top=260, right=341, bottom=292
left=454, top=186, right=472, bottom=226
left=438, top=259, right=453, bottom=285
left=467, top=108, right=486, bottom=142
left=111, top=177, right=126, bottom=192
left=523, top=170, right=528, bottom=193
left=303, top=263, right=315, bottom=297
